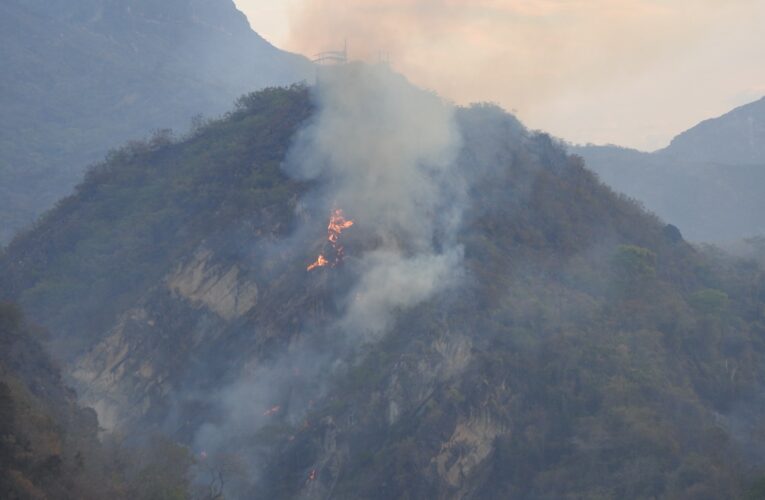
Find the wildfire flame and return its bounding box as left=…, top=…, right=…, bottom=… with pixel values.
left=328, top=209, right=354, bottom=242
left=307, top=209, right=355, bottom=271
left=306, top=254, right=329, bottom=272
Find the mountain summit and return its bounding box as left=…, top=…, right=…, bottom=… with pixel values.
left=660, top=96, right=765, bottom=165
left=0, top=0, right=312, bottom=243
left=3, top=66, right=765, bottom=498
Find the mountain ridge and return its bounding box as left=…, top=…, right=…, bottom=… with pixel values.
left=659, top=96, right=765, bottom=164
left=3, top=69, right=765, bottom=497
left=571, top=95, right=765, bottom=242
left=0, top=0, right=313, bottom=244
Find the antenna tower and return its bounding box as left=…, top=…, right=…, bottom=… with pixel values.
left=312, top=40, right=348, bottom=65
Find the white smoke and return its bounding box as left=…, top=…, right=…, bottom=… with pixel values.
left=341, top=249, right=462, bottom=336
left=286, top=62, right=465, bottom=336
left=190, top=63, right=468, bottom=495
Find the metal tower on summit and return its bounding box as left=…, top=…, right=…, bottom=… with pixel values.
left=312, top=40, right=348, bottom=65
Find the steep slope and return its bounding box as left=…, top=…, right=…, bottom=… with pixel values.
left=2, top=85, right=312, bottom=360
left=0, top=0, right=312, bottom=244
left=0, top=301, right=117, bottom=498
left=3, top=69, right=765, bottom=498
left=571, top=96, right=765, bottom=242
left=0, top=300, right=205, bottom=499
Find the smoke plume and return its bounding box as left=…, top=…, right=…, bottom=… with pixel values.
left=271, top=0, right=765, bottom=149
left=287, top=62, right=465, bottom=336
left=191, top=62, right=467, bottom=494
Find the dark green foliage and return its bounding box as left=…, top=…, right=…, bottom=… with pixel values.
left=128, top=437, right=195, bottom=500
left=1, top=85, right=312, bottom=359
left=0, top=301, right=95, bottom=498
left=257, top=104, right=765, bottom=498
left=612, top=245, right=657, bottom=279
left=689, top=288, right=729, bottom=315
left=0, top=302, right=197, bottom=499
left=611, top=245, right=657, bottom=298
left=745, top=476, right=765, bottom=500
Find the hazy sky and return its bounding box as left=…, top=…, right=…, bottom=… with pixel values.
left=235, top=0, right=765, bottom=150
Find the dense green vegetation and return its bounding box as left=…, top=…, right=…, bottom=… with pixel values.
left=2, top=85, right=312, bottom=358
left=0, top=301, right=203, bottom=499
left=257, top=106, right=765, bottom=498
left=3, top=83, right=765, bottom=498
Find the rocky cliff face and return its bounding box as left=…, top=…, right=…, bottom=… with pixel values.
left=168, top=249, right=259, bottom=321
left=73, top=246, right=261, bottom=430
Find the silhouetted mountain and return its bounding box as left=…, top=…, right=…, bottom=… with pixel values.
left=3, top=69, right=765, bottom=498
left=572, top=96, right=765, bottom=242
left=0, top=0, right=312, bottom=244
left=660, top=96, right=765, bottom=165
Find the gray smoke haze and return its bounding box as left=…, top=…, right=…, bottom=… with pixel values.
left=274, top=0, right=765, bottom=150
left=287, top=64, right=462, bottom=246
left=340, top=249, right=462, bottom=336
left=287, top=62, right=465, bottom=336
left=192, top=344, right=336, bottom=493
left=191, top=62, right=468, bottom=494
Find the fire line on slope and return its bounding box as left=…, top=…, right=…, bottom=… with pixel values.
left=307, top=209, right=354, bottom=271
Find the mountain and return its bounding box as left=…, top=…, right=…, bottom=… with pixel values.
left=0, top=0, right=313, bottom=244
left=3, top=66, right=765, bottom=498
left=0, top=301, right=100, bottom=498
left=571, top=97, right=765, bottom=242
left=662, top=96, right=765, bottom=165
left=0, top=301, right=206, bottom=498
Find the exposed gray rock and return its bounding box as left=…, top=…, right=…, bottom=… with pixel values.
left=433, top=410, right=505, bottom=489
left=168, top=249, right=258, bottom=320
left=72, top=246, right=261, bottom=429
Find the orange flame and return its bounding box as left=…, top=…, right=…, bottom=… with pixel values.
left=328, top=209, right=354, bottom=241
left=307, top=209, right=354, bottom=271
left=307, top=254, right=329, bottom=271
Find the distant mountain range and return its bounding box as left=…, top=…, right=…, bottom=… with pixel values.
left=662, top=96, right=765, bottom=165
left=572, top=96, right=765, bottom=242
left=0, top=0, right=313, bottom=243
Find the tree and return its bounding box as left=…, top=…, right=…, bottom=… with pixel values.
left=611, top=244, right=657, bottom=297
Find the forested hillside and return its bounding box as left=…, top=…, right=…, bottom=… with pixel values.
left=3, top=68, right=765, bottom=498
left=0, top=301, right=100, bottom=498
left=0, top=0, right=312, bottom=244
left=0, top=301, right=209, bottom=499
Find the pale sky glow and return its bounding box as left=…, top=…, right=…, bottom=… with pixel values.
left=234, top=0, right=765, bottom=150
left=235, top=0, right=293, bottom=46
